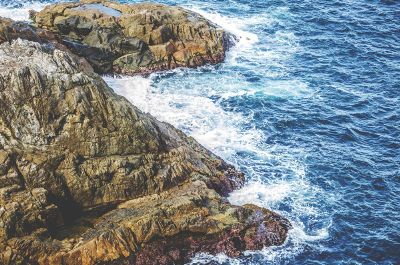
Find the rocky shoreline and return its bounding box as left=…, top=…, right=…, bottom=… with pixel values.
left=0, top=1, right=290, bottom=264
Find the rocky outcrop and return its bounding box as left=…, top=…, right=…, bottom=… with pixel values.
left=30, top=0, right=233, bottom=74
left=0, top=39, right=290, bottom=265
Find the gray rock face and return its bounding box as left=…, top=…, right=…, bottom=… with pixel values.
left=0, top=39, right=290, bottom=265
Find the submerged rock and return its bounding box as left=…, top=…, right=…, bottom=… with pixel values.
left=31, top=0, right=234, bottom=74
left=0, top=39, right=290, bottom=264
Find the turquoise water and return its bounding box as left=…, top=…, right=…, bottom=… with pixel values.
left=1, top=0, right=399, bottom=264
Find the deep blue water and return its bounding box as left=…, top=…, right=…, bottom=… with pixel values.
left=1, top=0, right=399, bottom=264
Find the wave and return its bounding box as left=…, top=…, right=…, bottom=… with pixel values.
left=104, top=74, right=265, bottom=162
left=186, top=6, right=260, bottom=66
left=229, top=177, right=332, bottom=263
left=0, top=1, right=48, bottom=21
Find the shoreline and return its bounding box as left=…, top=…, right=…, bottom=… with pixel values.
left=0, top=1, right=291, bottom=264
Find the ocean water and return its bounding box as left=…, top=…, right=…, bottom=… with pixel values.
left=1, top=0, right=399, bottom=264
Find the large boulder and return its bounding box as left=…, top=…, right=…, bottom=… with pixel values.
left=31, top=0, right=234, bottom=74
left=0, top=39, right=289, bottom=265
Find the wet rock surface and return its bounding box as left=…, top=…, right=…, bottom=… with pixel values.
left=30, top=0, right=234, bottom=75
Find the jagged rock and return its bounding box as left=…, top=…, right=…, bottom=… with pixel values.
left=32, top=0, right=234, bottom=74
left=0, top=39, right=290, bottom=265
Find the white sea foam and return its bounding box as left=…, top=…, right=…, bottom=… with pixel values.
left=189, top=253, right=241, bottom=265
left=105, top=74, right=266, bottom=162
left=229, top=176, right=332, bottom=263
left=187, top=6, right=260, bottom=65
left=0, top=2, right=47, bottom=21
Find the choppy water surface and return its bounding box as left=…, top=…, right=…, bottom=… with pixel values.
left=1, top=0, right=399, bottom=264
